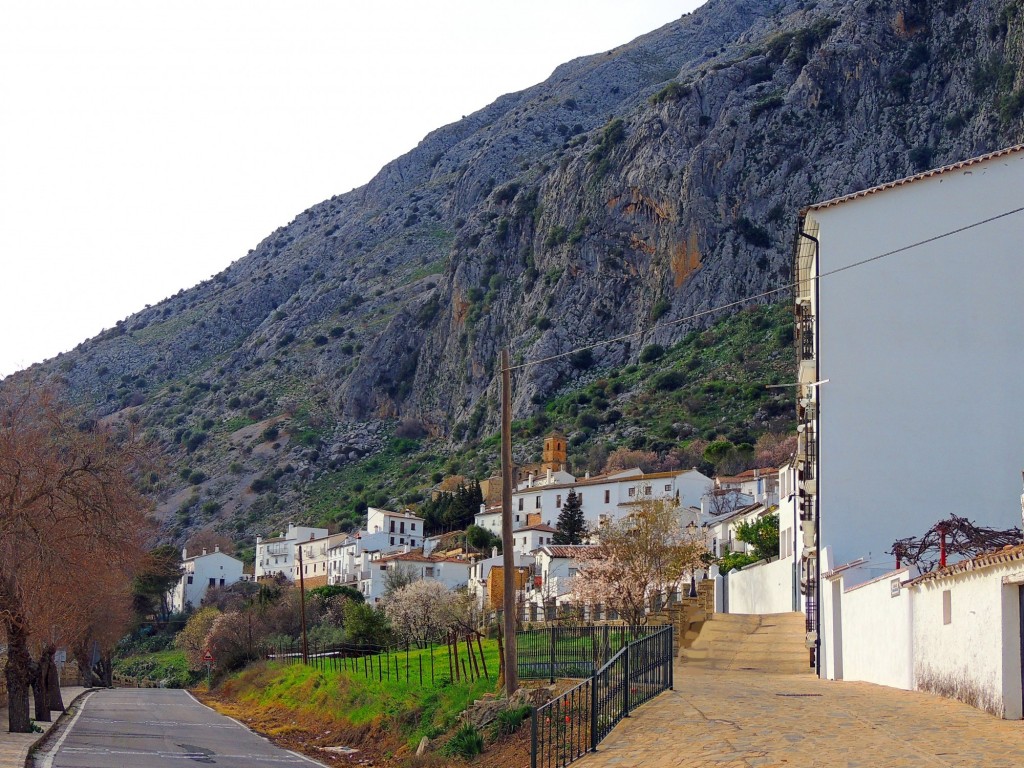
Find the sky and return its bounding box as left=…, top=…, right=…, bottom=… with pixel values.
left=0, top=0, right=707, bottom=378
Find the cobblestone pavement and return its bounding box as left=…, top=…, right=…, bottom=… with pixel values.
left=576, top=666, right=1024, bottom=768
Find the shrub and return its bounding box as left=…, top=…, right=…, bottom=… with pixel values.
left=570, top=349, right=594, bottom=369
left=443, top=723, right=485, bottom=759
left=650, top=81, right=691, bottom=104
left=493, top=705, right=532, bottom=736
left=188, top=470, right=207, bottom=485
left=749, top=94, right=784, bottom=120
left=313, top=334, right=328, bottom=346
left=261, top=425, right=280, bottom=442
left=653, top=371, right=685, bottom=391
left=651, top=300, right=671, bottom=321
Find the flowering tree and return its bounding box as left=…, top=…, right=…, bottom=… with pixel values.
left=570, top=499, right=706, bottom=626
left=384, top=581, right=471, bottom=648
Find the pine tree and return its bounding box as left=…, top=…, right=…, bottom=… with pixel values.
left=553, top=489, right=586, bottom=545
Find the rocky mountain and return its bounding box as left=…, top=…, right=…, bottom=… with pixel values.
left=9, top=0, right=1024, bottom=542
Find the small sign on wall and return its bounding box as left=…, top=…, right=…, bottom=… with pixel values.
left=890, top=578, right=901, bottom=597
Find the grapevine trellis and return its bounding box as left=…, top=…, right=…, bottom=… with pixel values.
left=889, top=514, right=1022, bottom=573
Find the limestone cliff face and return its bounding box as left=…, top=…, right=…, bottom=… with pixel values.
left=12, top=0, right=1024, bottom=530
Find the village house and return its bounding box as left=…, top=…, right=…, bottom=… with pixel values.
left=255, top=523, right=328, bottom=582
left=357, top=549, right=471, bottom=603
left=474, top=467, right=712, bottom=536
left=168, top=547, right=244, bottom=612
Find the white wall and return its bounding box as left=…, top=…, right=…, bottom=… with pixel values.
left=912, top=570, right=1022, bottom=719
left=839, top=569, right=913, bottom=690
left=809, top=151, right=1024, bottom=566
left=726, top=557, right=796, bottom=614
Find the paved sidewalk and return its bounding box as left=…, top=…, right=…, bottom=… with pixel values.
left=0, top=687, right=88, bottom=768
left=577, top=665, right=1024, bottom=768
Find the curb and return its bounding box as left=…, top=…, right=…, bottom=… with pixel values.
left=23, top=689, right=98, bottom=768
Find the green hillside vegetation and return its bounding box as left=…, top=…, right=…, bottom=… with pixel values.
left=299, top=301, right=795, bottom=532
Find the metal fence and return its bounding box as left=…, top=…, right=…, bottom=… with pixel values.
left=516, top=624, right=665, bottom=682
left=530, top=625, right=673, bottom=768
left=264, top=635, right=491, bottom=686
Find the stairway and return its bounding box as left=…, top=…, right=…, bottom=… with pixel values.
left=678, top=612, right=813, bottom=674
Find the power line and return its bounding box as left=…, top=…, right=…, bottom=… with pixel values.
left=506, top=205, right=1024, bottom=372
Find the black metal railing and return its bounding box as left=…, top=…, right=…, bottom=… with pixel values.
left=516, top=625, right=663, bottom=683
left=530, top=625, right=673, bottom=768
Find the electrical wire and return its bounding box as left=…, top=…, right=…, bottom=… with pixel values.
left=506, top=205, right=1024, bottom=372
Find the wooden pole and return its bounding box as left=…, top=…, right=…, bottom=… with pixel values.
left=500, top=348, right=519, bottom=696
left=297, top=546, right=309, bottom=665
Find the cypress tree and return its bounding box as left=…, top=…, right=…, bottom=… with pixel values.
left=553, top=489, right=586, bottom=545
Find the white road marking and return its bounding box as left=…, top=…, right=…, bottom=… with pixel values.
left=58, top=746, right=307, bottom=763
left=38, top=689, right=95, bottom=768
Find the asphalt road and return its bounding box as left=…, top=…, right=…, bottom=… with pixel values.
left=33, top=688, right=325, bottom=768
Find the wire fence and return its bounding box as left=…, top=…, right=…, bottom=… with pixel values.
left=262, top=632, right=494, bottom=687
left=516, top=624, right=665, bottom=682
left=530, top=625, right=673, bottom=768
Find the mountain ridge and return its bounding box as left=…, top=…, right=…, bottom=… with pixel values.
left=8, top=0, right=1024, bottom=541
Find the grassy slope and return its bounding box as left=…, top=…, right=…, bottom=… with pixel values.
left=210, top=641, right=503, bottom=756
left=112, top=649, right=193, bottom=688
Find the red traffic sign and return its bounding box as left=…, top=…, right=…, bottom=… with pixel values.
left=202, top=650, right=214, bottom=663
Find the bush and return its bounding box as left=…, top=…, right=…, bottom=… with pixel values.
left=650, top=81, right=691, bottom=104
left=653, top=371, right=685, bottom=391
left=443, top=723, right=485, bottom=759
left=493, top=705, right=532, bottom=736
left=639, top=344, right=665, bottom=363
left=570, top=349, right=594, bottom=369
left=261, top=425, right=280, bottom=442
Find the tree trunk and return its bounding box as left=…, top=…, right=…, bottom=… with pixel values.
left=73, top=642, right=96, bottom=689
left=30, top=656, right=50, bottom=723
left=94, top=653, right=113, bottom=688
left=44, top=648, right=65, bottom=712
left=4, top=623, right=33, bottom=733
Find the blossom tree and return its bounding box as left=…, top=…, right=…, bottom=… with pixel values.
left=384, top=581, right=471, bottom=648
left=570, top=499, right=706, bottom=627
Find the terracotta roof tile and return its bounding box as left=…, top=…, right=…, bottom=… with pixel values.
left=908, top=542, right=1024, bottom=585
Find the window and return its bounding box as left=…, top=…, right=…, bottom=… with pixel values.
left=219, top=578, right=225, bottom=586
left=400, top=522, right=405, bottom=534
left=390, top=521, right=395, bottom=532
left=628, top=488, right=636, bottom=497
left=187, top=575, right=193, bottom=584
left=535, top=496, right=541, bottom=509
left=556, top=494, right=562, bottom=508
left=644, top=486, right=652, bottom=495
left=604, top=490, right=610, bottom=503
left=665, top=484, right=672, bottom=492
left=411, top=523, right=416, bottom=531
left=390, top=537, right=395, bottom=545
left=208, top=578, right=216, bottom=587
left=425, top=567, right=435, bottom=577
left=518, top=498, right=524, bottom=511
left=400, top=537, right=405, bottom=544
left=380, top=565, right=387, bottom=571
left=515, top=514, right=520, bottom=523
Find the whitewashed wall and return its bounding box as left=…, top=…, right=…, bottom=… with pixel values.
left=808, top=150, right=1024, bottom=568
left=726, top=557, right=796, bottom=614
left=839, top=569, right=913, bottom=690
left=911, top=570, right=1022, bottom=719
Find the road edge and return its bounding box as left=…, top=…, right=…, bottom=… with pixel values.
left=184, top=690, right=331, bottom=768
left=26, top=689, right=96, bottom=768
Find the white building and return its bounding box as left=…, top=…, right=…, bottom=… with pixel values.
left=169, top=547, right=244, bottom=612
left=366, top=507, right=425, bottom=548
left=527, top=544, right=600, bottom=610
left=795, top=145, right=1024, bottom=670
left=357, top=549, right=471, bottom=604
left=255, top=523, right=328, bottom=582
left=467, top=549, right=536, bottom=609
left=474, top=467, right=712, bottom=536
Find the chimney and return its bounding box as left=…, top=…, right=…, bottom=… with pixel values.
left=182, top=547, right=188, bottom=560
left=491, top=546, right=498, bottom=559
left=585, top=471, right=590, bottom=479
left=215, top=546, right=220, bottom=553
left=547, top=468, right=552, bottom=482
left=202, top=548, right=208, bottom=556
left=528, top=473, right=534, bottom=488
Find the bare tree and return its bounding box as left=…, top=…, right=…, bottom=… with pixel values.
left=0, top=388, right=150, bottom=732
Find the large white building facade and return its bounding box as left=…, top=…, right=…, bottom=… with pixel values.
left=795, top=145, right=1024, bottom=671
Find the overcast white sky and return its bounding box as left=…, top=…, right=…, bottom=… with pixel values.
left=0, top=1, right=706, bottom=378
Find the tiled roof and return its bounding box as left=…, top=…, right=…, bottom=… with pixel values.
left=908, top=542, right=1024, bottom=585
left=514, top=523, right=558, bottom=534
left=805, top=144, right=1024, bottom=212
left=375, top=549, right=468, bottom=565
left=538, top=545, right=601, bottom=559
left=717, top=467, right=778, bottom=483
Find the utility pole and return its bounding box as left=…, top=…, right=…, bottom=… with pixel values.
left=500, top=348, right=518, bottom=696
left=298, top=545, right=309, bottom=664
